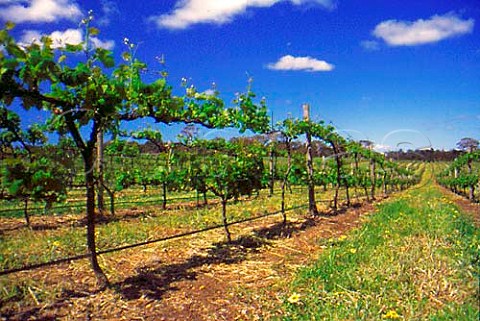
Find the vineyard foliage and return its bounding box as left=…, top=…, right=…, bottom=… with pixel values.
left=0, top=19, right=270, bottom=288
left=0, top=21, right=424, bottom=289
left=437, top=149, right=480, bottom=201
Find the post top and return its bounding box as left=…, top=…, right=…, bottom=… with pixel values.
left=302, top=103, right=310, bottom=121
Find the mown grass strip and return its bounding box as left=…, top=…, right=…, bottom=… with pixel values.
left=0, top=184, right=348, bottom=271
left=279, top=184, right=479, bottom=320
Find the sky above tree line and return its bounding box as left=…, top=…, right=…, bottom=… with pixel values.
left=1, top=0, right=479, bottom=151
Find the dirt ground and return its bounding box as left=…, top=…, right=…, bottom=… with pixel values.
left=1, top=185, right=477, bottom=321
left=439, top=186, right=480, bottom=227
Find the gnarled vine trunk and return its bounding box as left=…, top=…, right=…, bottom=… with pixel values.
left=221, top=197, right=231, bottom=243
left=269, top=148, right=275, bottom=196
left=83, top=148, right=109, bottom=290
left=467, top=159, right=475, bottom=201
left=96, top=130, right=105, bottom=214
left=281, top=138, right=292, bottom=225
left=303, top=104, right=318, bottom=216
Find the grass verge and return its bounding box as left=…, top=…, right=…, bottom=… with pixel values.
left=278, top=184, right=479, bottom=320
left=0, top=185, right=337, bottom=271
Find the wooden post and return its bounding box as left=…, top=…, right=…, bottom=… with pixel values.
left=303, top=104, right=319, bottom=216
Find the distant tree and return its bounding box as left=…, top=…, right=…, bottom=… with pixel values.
left=178, top=124, right=199, bottom=145
left=359, top=140, right=374, bottom=150
left=457, top=137, right=479, bottom=152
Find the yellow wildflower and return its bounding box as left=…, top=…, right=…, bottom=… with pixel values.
left=349, top=248, right=357, bottom=254
left=383, top=310, right=401, bottom=319
left=287, top=292, right=301, bottom=304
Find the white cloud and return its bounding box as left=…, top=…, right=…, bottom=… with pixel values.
left=373, top=143, right=391, bottom=154
left=0, top=0, right=82, bottom=23
left=90, top=37, right=115, bottom=50
left=202, top=89, right=216, bottom=96
left=267, top=55, right=334, bottom=72
left=98, top=0, right=120, bottom=26
left=373, top=13, right=474, bottom=46
left=152, top=0, right=334, bottom=29
left=20, top=28, right=115, bottom=50
left=49, top=28, right=83, bottom=47
left=360, top=40, right=379, bottom=51
left=19, top=30, right=43, bottom=45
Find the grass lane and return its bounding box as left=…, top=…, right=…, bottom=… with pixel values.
left=279, top=180, right=479, bottom=320
left=0, top=185, right=337, bottom=271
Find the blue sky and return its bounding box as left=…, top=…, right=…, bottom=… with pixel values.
left=1, top=0, right=479, bottom=150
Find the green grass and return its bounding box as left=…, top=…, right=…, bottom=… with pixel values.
left=278, top=183, right=479, bottom=320
left=0, top=184, right=330, bottom=307
left=0, top=185, right=338, bottom=271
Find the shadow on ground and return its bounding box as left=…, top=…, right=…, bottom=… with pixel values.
left=114, top=235, right=270, bottom=301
